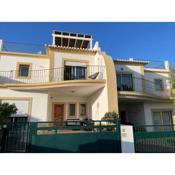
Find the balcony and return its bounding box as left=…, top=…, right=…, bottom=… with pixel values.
left=0, top=65, right=105, bottom=84
left=117, top=77, right=172, bottom=98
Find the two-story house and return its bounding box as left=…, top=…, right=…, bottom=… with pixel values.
left=115, top=58, right=174, bottom=128
left=0, top=30, right=174, bottom=127
left=0, top=31, right=118, bottom=123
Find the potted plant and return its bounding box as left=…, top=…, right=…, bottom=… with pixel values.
left=102, top=111, right=119, bottom=121
left=102, top=111, right=119, bottom=131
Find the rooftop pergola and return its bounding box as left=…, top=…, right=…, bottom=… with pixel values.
left=52, top=31, right=93, bottom=49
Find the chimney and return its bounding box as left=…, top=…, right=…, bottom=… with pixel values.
left=0, top=39, right=3, bottom=51
left=164, top=60, right=169, bottom=70
left=129, top=58, right=134, bottom=61
left=93, top=41, right=101, bottom=51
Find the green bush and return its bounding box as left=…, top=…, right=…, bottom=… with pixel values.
left=0, top=103, right=18, bottom=123
left=102, top=111, right=119, bottom=121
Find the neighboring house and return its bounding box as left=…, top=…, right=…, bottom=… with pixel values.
left=115, top=58, right=174, bottom=127
left=0, top=30, right=174, bottom=127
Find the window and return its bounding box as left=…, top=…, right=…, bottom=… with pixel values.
left=117, top=73, right=133, bottom=91
left=80, top=104, right=86, bottom=116
left=16, top=63, right=32, bottom=78
left=69, top=104, right=76, bottom=116
left=64, top=66, right=86, bottom=80
left=64, top=61, right=87, bottom=80
left=154, top=79, right=164, bottom=91
left=152, top=110, right=172, bottom=131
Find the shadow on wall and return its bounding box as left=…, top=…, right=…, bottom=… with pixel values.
left=29, top=117, right=41, bottom=122
left=0, top=76, right=27, bottom=84
left=87, top=87, right=105, bottom=119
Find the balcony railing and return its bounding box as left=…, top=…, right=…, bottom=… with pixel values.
left=0, top=65, right=105, bottom=84
left=117, top=77, right=172, bottom=98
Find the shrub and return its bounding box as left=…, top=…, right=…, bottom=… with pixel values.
left=102, top=111, right=119, bottom=121
left=0, top=103, right=18, bottom=123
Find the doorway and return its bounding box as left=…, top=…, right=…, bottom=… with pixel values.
left=119, top=110, right=128, bottom=124
left=53, top=104, right=64, bottom=122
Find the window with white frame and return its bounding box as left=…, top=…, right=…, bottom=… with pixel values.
left=152, top=110, right=172, bottom=131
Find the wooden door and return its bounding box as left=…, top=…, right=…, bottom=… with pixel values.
left=53, top=104, right=64, bottom=123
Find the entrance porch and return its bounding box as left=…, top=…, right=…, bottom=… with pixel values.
left=119, top=101, right=145, bottom=125
left=47, top=83, right=107, bottom=121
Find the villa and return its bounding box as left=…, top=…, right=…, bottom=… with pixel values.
left=0, top=30, right=174, bottom=127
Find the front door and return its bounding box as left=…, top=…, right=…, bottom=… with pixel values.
left=53, top=104, right=64, bottom=123
left=119, top=110, right=128, bottom=124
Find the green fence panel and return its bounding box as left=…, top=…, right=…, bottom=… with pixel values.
left=134, top=125, right=175, bottom=153
left=0, top=120, right=121, bottom=153
left=30, top=132, right=120, bottom=153
left=29, top=120, right=121, bottom=153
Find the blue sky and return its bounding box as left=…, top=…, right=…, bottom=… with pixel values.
left=0, top=22, right=175, bottom=65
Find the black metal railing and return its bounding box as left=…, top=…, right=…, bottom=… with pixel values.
left=0, top=65, right=105, bottom=84
left=134, top=124, right=174, bottom=132
left=117, top=76, right=171, bottom=97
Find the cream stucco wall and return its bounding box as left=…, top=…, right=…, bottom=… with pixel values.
left=47, top=86, right=108, bottom=121
left=0, top=89, right=49, bottom=121
left=47, top=93, right=89, bottom=121
left=46, top=50, right=109, bottom=120
left=52, top=51, right=106, bottom=81
left=1, top=99, right=29, bottom=116
left=0, top=55, right=49, bottom=71
left=54, top=52, right=95, bottom=67
left=144, top=71, right=171, bottom=98
left=0, top=55, right=50, bottom=83
left=0, top=50, right=110, bottom=122
left=88, top=87, right=108, bottom=120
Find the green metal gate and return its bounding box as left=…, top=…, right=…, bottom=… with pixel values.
left=28, top=120, right=121, bottom=153
left=134, top=125, right=175, bottom=153
left=3, top=122, right=30, bottom=152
